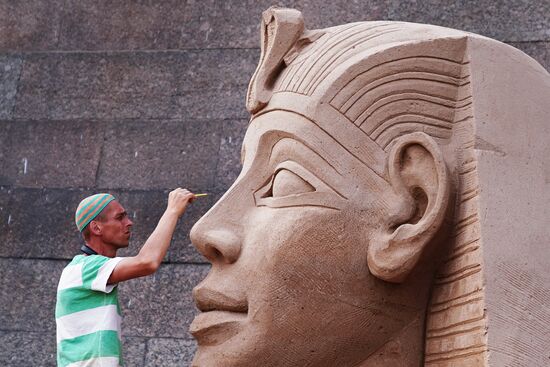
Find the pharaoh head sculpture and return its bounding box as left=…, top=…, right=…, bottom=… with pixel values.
left=190, top=8, right=550, bottom=367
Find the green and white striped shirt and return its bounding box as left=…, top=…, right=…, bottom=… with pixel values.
left=56, top=254, right=124, bottom=367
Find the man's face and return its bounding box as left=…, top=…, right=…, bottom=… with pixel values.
left=190, top=111, right=422, bottom=366
left=95, top=201, right=133, bottom=248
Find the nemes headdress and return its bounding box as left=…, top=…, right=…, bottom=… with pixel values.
left=75, top=193, right=115, bottom=232
left=246, top=7, right=471, bottom=181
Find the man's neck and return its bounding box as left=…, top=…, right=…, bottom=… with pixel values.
left=85, top=240, right=117, bottom=258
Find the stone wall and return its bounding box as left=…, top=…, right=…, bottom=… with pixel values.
left=0, top=1, right=548, bottom=366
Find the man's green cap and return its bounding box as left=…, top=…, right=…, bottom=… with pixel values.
left=75, top=193, right=115, bottom=232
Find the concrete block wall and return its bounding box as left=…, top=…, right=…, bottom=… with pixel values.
left=0, top=1, right=548, bottom=366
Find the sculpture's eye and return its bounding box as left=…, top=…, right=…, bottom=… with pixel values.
left=254, top=160, right=345, bottom=210
left=264, top=169, right=315, bottom=198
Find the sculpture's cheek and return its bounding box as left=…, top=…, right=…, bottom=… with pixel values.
left=216, top=207, right=385, bottom=366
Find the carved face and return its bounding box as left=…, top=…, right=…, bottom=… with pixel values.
left=190, top=110, right=427, bottom=366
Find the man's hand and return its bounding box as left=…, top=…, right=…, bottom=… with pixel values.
left=108, top=187, right=196, bottom=284
left=167, top=188, right=195, bottom=217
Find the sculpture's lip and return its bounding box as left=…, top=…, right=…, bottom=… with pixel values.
left=193, top=287, right=248, bottom=313
left=190, top=310, right=247, bottom=346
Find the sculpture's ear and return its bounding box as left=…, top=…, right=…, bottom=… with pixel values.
left=367, top=132, right=451, bottom=283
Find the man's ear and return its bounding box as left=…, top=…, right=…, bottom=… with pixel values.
left=88, top=220, right=102, bottom=237
left=367, top=132, right=451, bottom=283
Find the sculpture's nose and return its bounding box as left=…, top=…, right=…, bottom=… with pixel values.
left=190, top=218, right=242, bottom=264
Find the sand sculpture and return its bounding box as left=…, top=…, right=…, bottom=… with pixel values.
left=189, top=7, right=550, bottom=366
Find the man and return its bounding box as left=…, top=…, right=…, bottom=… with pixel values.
left=56, top=188, right=195, bottom=367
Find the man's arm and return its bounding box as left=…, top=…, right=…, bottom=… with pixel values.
left=108, top=188, right=195, bottom=284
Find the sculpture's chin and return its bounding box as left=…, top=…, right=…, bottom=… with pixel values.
left=191, top=323, right=297, bottom=367
left=190, top=319, right=262, bottom=367
left=190, top=311, right=246, bottom=347
left=191, top=341, right=254, bottom=367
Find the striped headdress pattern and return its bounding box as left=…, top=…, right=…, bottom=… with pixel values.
left=75, top=193, right=115, bottom=232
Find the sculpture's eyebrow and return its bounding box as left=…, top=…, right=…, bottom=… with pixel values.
left=254, top=104, right=388, bottom=182
left=268, top=136, right=343, bottom=177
